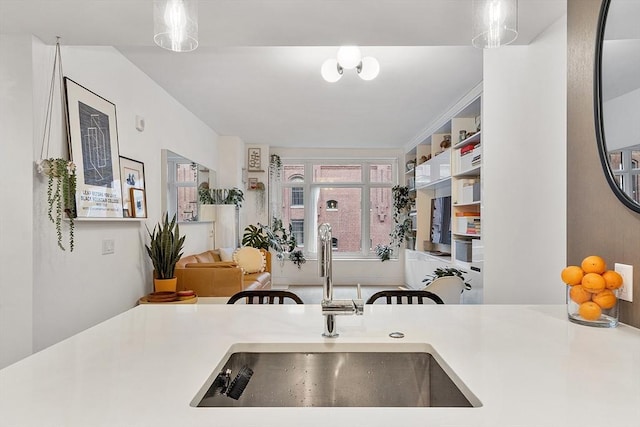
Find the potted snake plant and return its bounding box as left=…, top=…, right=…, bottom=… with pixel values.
left=145, top=213, right=186, bottom=292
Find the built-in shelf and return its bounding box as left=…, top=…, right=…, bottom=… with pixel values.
left=71, top=217, right=146, bottom=222
left=416, top=176, right=451, bottom=191
left=453, top=201, right=481, bottom=207
left=453, top=165, right=481, bottom=177
left=452, top=232, right=482, bottom=238
left=453, top=130, right=481, bottom=149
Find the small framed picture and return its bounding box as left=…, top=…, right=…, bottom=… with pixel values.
left=248, top=177, right=258, bottom=190
left=130, top=188, right=147, bottom=218
left=119, top=156, right=146, bottom=217
left=248, top=147, right=262, bottom=171
left=123, top=208, right=130, bottom=218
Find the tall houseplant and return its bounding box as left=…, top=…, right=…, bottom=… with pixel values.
left=145, top=213, right=186, bottom=292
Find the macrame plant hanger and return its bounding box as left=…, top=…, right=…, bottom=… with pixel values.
left=38, top=37, right=77, bottom=252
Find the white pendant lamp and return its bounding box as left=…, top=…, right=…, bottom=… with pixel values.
left=471, top=0, right=518, bottom=49
left=321, top=58, right=344, bottom=83
left=153, top=0, right=199, bottom=52
left=357, top=57, right=380, bottom=81
left=336, top=46, right=362, bottom=70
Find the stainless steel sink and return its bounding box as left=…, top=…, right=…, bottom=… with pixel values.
left=191, top=343, right=481, bottom=408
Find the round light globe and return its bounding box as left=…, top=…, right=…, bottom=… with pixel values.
left=358, top=56, right=380, bottom=81
left=321, top=58, right=342, bottom=83
left=336, top=46, right=362, bottom=70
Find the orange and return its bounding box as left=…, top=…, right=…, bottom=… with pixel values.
left=569, top=285, right=592, bottom=304
left=561, top=266, right=584, bottom=286
left=581, top=273, right=606, bottom=293
left=592, top=289, right=617, bottom=310
left=578, top=301, right=602, bottom=321
left=602, top=270, right=623, bottom=290
left=581, top=255, right=607, bottom=274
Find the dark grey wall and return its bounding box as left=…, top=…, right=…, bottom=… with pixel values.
left=568, top=0, right=640, bottom=328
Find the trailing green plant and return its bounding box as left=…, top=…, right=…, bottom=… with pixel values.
left=391, top=185, right=412, bottom=222
left=422, top=267, right=472, bottom=290
left=375, top=244, right=393, bottom=262
left=269, top=154, right=282, bottom=180
left=43, top=158, right=77, bottom=251
left=145, top=213, right=186, bottom=279
left=289, top=249, right=306, bottom=269
left=198, top=187, right=244, bottom=207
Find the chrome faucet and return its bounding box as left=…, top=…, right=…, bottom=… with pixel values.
left=318, top=223, right=364, bottom=338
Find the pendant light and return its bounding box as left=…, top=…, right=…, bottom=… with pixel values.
left=321, top=46, right=380, bottom=82
left=153, top=0, right=198, bottom=52
left=472, top=0, right=518, bottom=49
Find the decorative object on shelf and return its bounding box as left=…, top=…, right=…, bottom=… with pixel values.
left=130, top=188, right=147, bottom=218
left=419, top=155, right=430, bottom=164
left=198, top=187, right=244, bottom=207
left=35, top=38, right=77, bottom=251
left=145, top=213, right=185, bottom=292
left=422, top=267, right=472, bottom=290
left=459, top=130, right=468, bottom=142
left=321, top=46, right=380, bottom=82
left=248, top=177, right=258, bottom=190
left=269, top=154, right=282, bottom=180
left=64, top=77, right=123, bottom=218
left=471, top=0, right=519, bottom=49
left=247, top=147, right=262, bottom=172
left=289, top=249, right=307, bottom=269
left=153, top=0, right=198, bottom=53
left=375, top=243, right=393, bottom=262
left=406, top=160, right=415, bottom=171
left=119, top=156, right=145, bottom=217
left=440, top=135, right=451, bottom=150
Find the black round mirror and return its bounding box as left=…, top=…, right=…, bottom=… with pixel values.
left=595, top=0, right=640, bottom=213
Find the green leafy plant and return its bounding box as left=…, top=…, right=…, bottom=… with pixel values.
left=242, top=224, right=270, bottom=250
left=198, top=187, right=244, bottom=207
left=391, top=185, right=412, bottom=222
left=145, top=213, right=186, bottom=279
left=375, top=244, right=393, bottom=262
left=269, top=154, right=282, bottom=180
left=422, top=267, right=472, bottom=290
left=242, top=217, right=297, bottom=261
left=42, top=158, right=77, bottom=251
left=289, top=249, right=306, bottom=269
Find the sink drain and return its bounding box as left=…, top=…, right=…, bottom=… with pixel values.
left=389, top=332, right=405, bottom=339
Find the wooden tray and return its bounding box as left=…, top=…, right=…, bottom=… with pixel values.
left=138, top=295, right=198, bottom=304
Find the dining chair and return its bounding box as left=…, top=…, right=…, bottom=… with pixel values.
left=227, top=290, right=304, bottom=305
left=422, top=276, right=464, bottom=304
left=365, top=289, right=444, bottom=305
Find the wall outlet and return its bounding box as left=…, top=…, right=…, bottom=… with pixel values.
left=102, top=239, right=115, bottom=255
left=615, top=263, right=633, bottom=302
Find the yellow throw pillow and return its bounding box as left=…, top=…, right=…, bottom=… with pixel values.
left=233, top=247, right=266, bottom=274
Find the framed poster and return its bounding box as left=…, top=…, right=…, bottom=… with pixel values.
left=247, top=147, right=262, bottom=171
left=64, top=78, right=123, bottom=218
left=119, top=156, right=146, bottom=217
left=248, top=177, right=258, bottom=190
left=130, top=188, right=147, bottom=218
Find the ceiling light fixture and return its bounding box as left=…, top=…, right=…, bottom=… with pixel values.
left=471, top=0, right=518, bottom=49
left=321, top=46, right=380, bottom=82
left=153, top=0, right=199, bottom=52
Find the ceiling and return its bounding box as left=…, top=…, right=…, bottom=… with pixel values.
left=0, top=0, right=567, bottom=149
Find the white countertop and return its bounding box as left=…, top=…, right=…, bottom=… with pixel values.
left=2, top=304, right=640, bottom=427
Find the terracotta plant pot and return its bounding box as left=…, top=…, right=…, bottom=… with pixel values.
left=154, top=277, right=177, bottom=293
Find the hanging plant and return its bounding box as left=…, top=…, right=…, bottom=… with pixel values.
left=289, top=249, right=306, bottom=269
left=255, top=181, right=266, bottom=214
left=41, top=158, right=77, bottom=251
left=269, top=154, right=282, bottom=180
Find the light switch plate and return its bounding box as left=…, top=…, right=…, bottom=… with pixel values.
left=102, top=239, right=115, bottom=255
left=614, top=263, right=633, bottom=302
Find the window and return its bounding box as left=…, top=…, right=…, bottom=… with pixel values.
left=291, top=219, right=304, bottom=246
left=167, top=162, right=198, bottom=222
left=274, top=159, right=396, bottom=258
left=609, top=148, right=640, bottom=204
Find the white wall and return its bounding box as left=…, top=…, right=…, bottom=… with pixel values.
left=0, top=37, right=220, bottom=367
left=482, top=16, right=567, bottom=304
left=0, top=35, right=35, bottom=368
left=603, top=87, right=640, bottom=150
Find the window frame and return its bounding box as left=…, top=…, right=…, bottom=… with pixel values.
left=275, top=158, right=397, bottom=259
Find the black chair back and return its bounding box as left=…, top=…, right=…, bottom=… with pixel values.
left=365, top=290, right=444, bottom=305
left=227, top=290, right=304, bottom=305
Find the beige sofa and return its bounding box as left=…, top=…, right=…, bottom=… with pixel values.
left=175, top=249, right=271, bottom=297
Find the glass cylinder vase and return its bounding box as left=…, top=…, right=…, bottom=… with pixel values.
left=567, top=285, right=619, bottom=328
